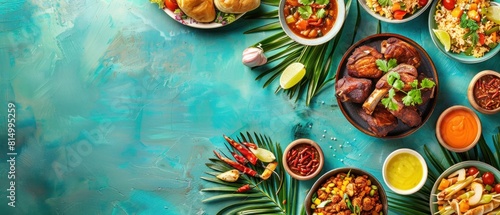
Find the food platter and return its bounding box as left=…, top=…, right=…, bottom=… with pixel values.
left=429, top=161, right=500, bottom=214
left=335, top=33, right=439, bottom=139
left=163, top=8, right=244, bottom=29
left=358, top=0, right=432, bottom=23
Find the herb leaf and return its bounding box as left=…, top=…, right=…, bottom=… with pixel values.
left=387, top=72, right=400, bottom=86
left=421, top=78, right=436, bottom=88
left=376, top=58, right=397, bottom=73
left=378, top=0, right=392, bottom=7
left=316, top=8, right=326, bottom=18
left=316, top=0, right=329, bottom=5
left=298, top=6, right=313, bottom=19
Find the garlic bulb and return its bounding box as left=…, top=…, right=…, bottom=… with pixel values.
left=242, top=47, right=267, bottom=67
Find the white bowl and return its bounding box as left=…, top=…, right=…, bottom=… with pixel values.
left=278, top=0, right=345, bottom=46
left=382, top=148, right=428, bottom=195
left=358, top=0, right=432, bottom=23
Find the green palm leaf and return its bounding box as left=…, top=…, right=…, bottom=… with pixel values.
left=388, top=129, right=500, bottom=214
left=201, top=132, right=301, bottom=214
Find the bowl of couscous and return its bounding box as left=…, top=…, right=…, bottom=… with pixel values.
left=428, top=0, right=500, bottom=63
left=359, top=0, right=432, bottom=23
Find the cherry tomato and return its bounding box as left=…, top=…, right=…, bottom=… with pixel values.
left=418, top=0, right=428, bottom=7
left=442, top=0, right=456, bottom=10
left=483, top=172, right=495, bottom=185
left=467, top=166, right=479, bottom=176
left=494, top=184, right=500, bottom=193
left=164, top=0, right=178, bottom=11
left=393, top=10, right=407, bottom=20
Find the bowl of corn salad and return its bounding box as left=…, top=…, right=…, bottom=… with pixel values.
left=305, top=167, right=388, bottom=215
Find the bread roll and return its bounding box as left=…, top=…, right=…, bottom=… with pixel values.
left=177, top=0, right=216, bottom=22
left=214, top=0, right=260, bottom=13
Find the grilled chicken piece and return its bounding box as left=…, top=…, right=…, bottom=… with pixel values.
left=358, top=106, right=398, bottom=137
left=381, top=37, right=421, bottom=68
left=388, top=93, right=422, bottom=127
left=362, top=64, right=418, bottom=115
left=335, top=76, right=373, bottom=103
left=347, top=46, right=384, bottom=79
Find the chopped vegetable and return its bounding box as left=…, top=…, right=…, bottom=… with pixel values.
left=438, top=178, right=451, bottom=191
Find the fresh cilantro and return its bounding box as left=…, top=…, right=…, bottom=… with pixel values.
left=378, top=0, right=392, bottom=7
left=316, top=0, right=329, bottom=5
left=299, top=0, right=313, bottom=5
left=387, top=71, right=400, bottom=85
left=383, top=72, right=436, bottom=111
left=298, top=6, right=313, bottom=19
left=393, top=79, right=404, bottom=91
left=376, top=59, right=397, bottom=73
left=460, top=13, right=480, bottom=46
left=421, top=78, right=436, bottom=88
left=316, top=8, right=326, bottom=18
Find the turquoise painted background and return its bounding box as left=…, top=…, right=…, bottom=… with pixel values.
left=1, top=0, right=499, bottom=214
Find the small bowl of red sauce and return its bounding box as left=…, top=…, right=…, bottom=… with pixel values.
left=278, top=0, right=345, bottom=46
left=282, top=138, right=324, bottom=180
left=435, top=105, right=482, bottom=153
left=468, top=70, right=500, bottom=115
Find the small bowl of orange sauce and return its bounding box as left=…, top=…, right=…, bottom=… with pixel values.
left=467, top=70, right=500, bottom=115
left=435, top=105, right=482, bottom=153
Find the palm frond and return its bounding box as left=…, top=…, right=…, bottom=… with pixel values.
left=201, top=132, right=299, bottom=214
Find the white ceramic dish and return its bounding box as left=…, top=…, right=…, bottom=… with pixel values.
left=358, top=0, right=432, bottom=23
left=164, top=8, right=244, bottom=29
left=278, top=0, right=345, bottom=46
left=382, top=148, right=428, bottom=195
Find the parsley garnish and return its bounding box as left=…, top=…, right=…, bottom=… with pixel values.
left=376, top=58, right=398, bottom=73
left=299, top=0, right=313, bottom=5
left=380, top=71, right=436, bottom=111
left=298, top=6, right=313, bottom=19
left=460, top=13, right=480, bottom=46
left=316, top=0, right=329, bottom=5
left=316, top=8, right=326, bottom=18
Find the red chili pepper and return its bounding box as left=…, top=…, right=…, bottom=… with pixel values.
left=223, top=135, right=258, bottom=165
left=213, top=150, right=257, bottom=177
left=237, top=184, right=251, bottom=193
left=308, top=18, right=323, bottom=26
left=224, top=143, right=248, bottom=165
left=241, top=142, right=258, bottom=150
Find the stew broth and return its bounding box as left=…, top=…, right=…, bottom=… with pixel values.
left=283, top=0, right=338, bottom=39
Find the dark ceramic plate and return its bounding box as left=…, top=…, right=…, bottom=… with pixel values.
left=304, top=167, right=388, bottom=215
left=335, top=33, right=439, bottom=139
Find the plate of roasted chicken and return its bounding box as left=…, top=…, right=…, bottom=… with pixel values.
left=335, top=33, right=439, bottom=138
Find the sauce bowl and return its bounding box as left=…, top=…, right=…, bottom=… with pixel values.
left=467, top=70, right=500, bottom=114
left=435, top=105, right=482, bottom=153
left=382, top=148, right=428, bottom=195
left=282, top=138, right=324, bottom=180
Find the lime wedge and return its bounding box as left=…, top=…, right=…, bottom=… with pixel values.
left=486, top=6, right=500, bottom=25
left=280, top=62, right=306, bottom=89
left=250, top=148, right=276, bottom=162
left=433, top=29, right=451, bottom=52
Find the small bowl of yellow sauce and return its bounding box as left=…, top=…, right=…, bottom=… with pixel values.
left=435, top=105, right=482, bottom=153
left=382, top=148, right=428, bottom=195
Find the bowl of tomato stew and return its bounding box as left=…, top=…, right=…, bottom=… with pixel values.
left=279, top=0, right=345, bottom=46
left=283, top=138, right=324, bottom=180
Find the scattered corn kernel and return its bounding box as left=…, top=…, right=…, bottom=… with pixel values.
left=314, top=198, right=321, bottom=205
left=328, top=183, right=335, bottom=188
left=325, top=188, right=331, bottom=193
left=311, top=204, right=316, bottom=209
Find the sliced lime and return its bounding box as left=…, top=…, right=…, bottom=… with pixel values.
left=280, top=62, right=306, bottom=89
left=486, top=6, right=500, bottom=25
left=433, top=29, right=451, bottom=52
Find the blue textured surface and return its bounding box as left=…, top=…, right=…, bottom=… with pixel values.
left=1, top=0, right=500, bottom=214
